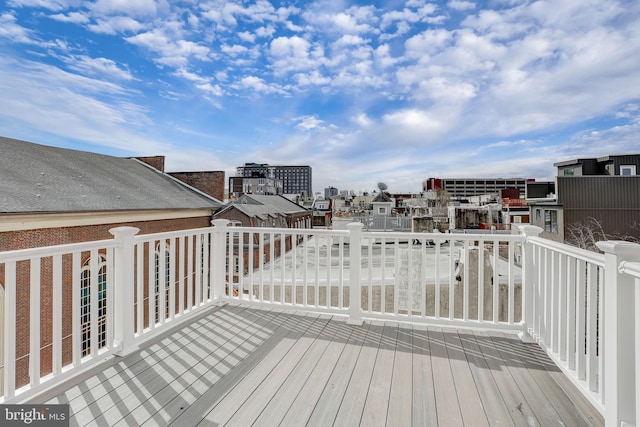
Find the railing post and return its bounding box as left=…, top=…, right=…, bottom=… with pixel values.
left=517, top=225, right=542, bottom=341
left=211, top=219, right=230, bottom=302
left=109, top=226, right=140, bottom=357
left=346, top=222, right=364, bottom=325
left=596, top=240, right=640, bottom=427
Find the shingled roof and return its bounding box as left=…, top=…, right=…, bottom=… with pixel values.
left=0, top=136, right=222, bottom=213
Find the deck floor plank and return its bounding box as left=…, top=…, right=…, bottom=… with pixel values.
left=488, top=331, right=570, bottom=426
left=360, top=322, right=399, bottom=427
left=278, top=318, right=355, bottom=426
left=411, top=324, right=438, bottom=427
left=429, top=327, right=464, bottom=427
left=442, top=327, right=490, bottom=426
left=38, top=303, right=604, bottom=427
left=332, top=321, right=384, bottom=426
left=221, top=314, right=333, bottom=426
left=457, top=330, right=515, bottom=425
left=306, top=321, right=371, bottom=426
left=253, top=317, right=350, bottom=426
left=386, top=323, right=413, bottom=427
left=169, top=311, right=318, bottom=426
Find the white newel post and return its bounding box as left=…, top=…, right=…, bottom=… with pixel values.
left=211, top=219, right=230, bottom=301
left=109, top=226, right=140, bottom=357
left=346, top=222, right=364, bottom=325
left=517, top=225, right=542, bottom=340
left=596, top=240, right=640, bottom=427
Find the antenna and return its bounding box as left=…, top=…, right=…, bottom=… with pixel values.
left=377, top=182, right=388, bottom=191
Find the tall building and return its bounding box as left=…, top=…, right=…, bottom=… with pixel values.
left=236, top=163, right=312, bottom=196
left=324, top=186, right=338, bottom=199
left=424, top=177, right=531, bottom=198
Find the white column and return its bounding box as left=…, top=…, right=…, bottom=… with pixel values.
left=596, top=240, right=640, bottom=426
left=346, top=222, right=364, bottom=325
left=109, top=226, right=140, bottom=357
left=211, top=219, right=230, bottom=301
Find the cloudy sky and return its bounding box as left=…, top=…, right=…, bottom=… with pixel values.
left=1, top=0, right=639, bottom=194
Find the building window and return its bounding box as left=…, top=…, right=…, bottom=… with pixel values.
left=80, top=255, right=107, bottom=357
left=535, top=209, right=541, bottom=221
left=155, top=243, right=171, bottom=322
left=544, top=210, right=558, bottom=233
left=620, top=165, right=636, bottom=176
left=563, top=169, right=574, bottom=176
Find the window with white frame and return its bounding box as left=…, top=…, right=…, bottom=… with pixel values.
left=154, top=243, right=171, bottom=322
left=620, top=165, right=636, bottom=176
left=80, top=255, right=107, bottom=357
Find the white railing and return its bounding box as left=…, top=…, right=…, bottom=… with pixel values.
left=223, top=222, right=525, bottom=331
left=0, top=226, right=224, bottom=403
left=1, top=220, right=639, bottom=426
left=523, top=234, right=606, bottom=413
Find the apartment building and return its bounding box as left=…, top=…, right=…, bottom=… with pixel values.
left=529, top=154, right=640, bottom=244
left=424, top=177, right=530, bottom=198
left=236, top=163, right=312, bottom=196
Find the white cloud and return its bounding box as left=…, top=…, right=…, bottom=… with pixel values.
left=7, top=0, right=70, bottom=11
left=64, top=55, right=134, bottom=81
left=49, top=11, right=89, bottom=24
left=125, top=30, right=211, bottom=67
left=0, top=13, right=37, bottom=44
left=448, top=1, right=476, bottom=12
left=87, top=16, right=144, bottom=34
left=235, top=75, right=287, bottom=95
left=294, top=115, right=324, bottom=130
left=90, top=0, right=159, bottom=18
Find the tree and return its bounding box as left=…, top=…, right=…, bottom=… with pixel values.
left=566, top=216, right=639, bottom=252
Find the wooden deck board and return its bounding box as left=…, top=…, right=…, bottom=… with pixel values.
left=457, top=330, right=515, bottom=425
left=442, top=327, right=490, bottom=426
left=429, top=327, right=464, bottom=427
left=37, top=303, right=603, bottom=427
left=306, top=321, right=371, bottom=425
left=411, top=324, right=438, bottom=427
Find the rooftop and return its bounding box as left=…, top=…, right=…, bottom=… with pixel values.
left=39, top=303, right=602, bottom=426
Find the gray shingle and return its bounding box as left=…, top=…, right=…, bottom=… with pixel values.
left=0, top=136, right=222, bottom=213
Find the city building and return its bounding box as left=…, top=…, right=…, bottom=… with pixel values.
left=228, top=176, right=283, bottom=198
left=424, top=177, right=532, bottom=198
left=213, top=194, right=311, bottom=229
left=236, top=163, right=312, bottom=197
left=528, top=154, right=640, bottom=245
left=324, top=186, right=338, bottom=200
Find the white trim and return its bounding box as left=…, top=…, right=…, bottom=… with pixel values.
left=0, top=209, right=214, bottom=232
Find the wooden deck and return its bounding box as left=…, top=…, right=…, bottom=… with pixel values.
left=38, top=303, right=603, bottom=426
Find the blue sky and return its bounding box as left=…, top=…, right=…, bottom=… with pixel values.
left=1, top=0, right=639, bottom=194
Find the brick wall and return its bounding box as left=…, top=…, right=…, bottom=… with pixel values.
left=135, top=155, right=166, bottom=172
left=168, top=171, right=225, bottom=202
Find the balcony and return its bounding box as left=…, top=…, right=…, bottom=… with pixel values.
left=1, top=221, right=639, bottom=425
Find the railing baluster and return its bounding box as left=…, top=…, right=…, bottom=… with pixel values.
left=566, top=257, right=577, bottom=371
left=30, top=258, right=41, bottom=387
left=52, top=254, right=62, bottom=376
left=4, top=261, right=17, bottom=399
left=477, top=239, right=484, bottom=322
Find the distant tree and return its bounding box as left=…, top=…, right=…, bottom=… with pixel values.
left=566, top=216, right=640, bottom=252
left=435, top=189, right=451, bottom=208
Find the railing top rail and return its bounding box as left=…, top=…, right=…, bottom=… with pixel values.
left=224, top=226, right=350, bottom=237
left=133, top=226, right=213, bottom=243
left=0, top=238, right=117, bottom=262
left=364, top=230, right=525, bottom=242
left=528, top=235, right=605, bottom=266
left=618, top=260, right=640, bottom=279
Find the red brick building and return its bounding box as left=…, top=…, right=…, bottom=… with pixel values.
left=0, top=136, right=223, bottom=389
